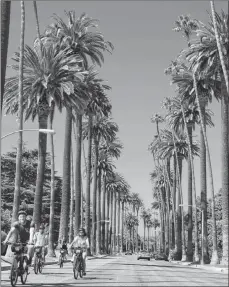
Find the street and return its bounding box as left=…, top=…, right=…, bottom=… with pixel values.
left=1, top=255, right=228, bottom=286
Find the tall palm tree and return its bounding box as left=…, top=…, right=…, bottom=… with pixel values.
left=125, top=212, right=139, bottom=253
left=4, top=44, right=87, bottom=228
left=141, top=208, right=150, bottom=250
left=146, top=217, right=153, bottom=252
left=43, top=11, right=113, bottom=237
left=11, top=1, right=25, bottom=223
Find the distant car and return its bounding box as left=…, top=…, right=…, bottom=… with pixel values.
left=137, top=251, right=151, bottom=261
left=125, top=251, right=133, bottom=255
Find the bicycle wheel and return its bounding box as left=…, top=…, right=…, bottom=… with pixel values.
left=73, top=258, right=79, bottom=279
left=79, top=260, right=83, bottom=278
left=34, top=256, right=39, bottom=274
left=38, top=258, right=43, bottom=273
left=21, top=257, right=28, bottom=284
left=10, top=258, right=18, bottom=287
left=59, top=256, right=63, bottom=268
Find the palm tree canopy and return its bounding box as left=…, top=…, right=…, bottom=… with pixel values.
left=42, top=11, right=114, bottom=69
left=125, top=212, right=139, bottom=228
left=4, top=43, right=89, bottom=120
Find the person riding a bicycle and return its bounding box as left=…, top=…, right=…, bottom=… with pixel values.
left=58, top=238, right=68, bottom=262
left=3, top=209, right=34, bottom=265
left=69, top=227, right=89, bottom=276
left=33, top=224, right=48, bottom=263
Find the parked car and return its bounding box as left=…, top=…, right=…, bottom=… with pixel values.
left=137, top=250, right=151, bottom=261
left=125, top=251, right=133, bottom=255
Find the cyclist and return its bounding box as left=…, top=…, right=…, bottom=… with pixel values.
left=33, top=223, right=48, bottom=263
left=58, top=238, right=68, bottom=263
left=69, top=227, right=90, bottom=276
left=3, top=210, right=34, bottom=265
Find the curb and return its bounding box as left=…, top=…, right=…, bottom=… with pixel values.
left=170, top=260, right=228, bottom=273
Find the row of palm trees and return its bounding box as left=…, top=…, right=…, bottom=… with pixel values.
left=1, top=2, right=133, bottom=256
left=148, top=4, right=228, bottom=266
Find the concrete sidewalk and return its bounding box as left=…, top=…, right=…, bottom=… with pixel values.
left=1, top=252, right=108, bottom=272
left=169, top=260, right=228, bottom=274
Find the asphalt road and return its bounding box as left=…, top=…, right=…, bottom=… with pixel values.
left=1, top=255, right=228, bottom=286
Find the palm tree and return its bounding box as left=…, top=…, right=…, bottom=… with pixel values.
left=125, top=212, right=139, bottom=253
left=43, top=11, right=113, bottom=237
left=141, top=208, right=150, bottom=250
left=4, top=44, right=87, bottom=228
left=11, top=1, right=25, bottom=223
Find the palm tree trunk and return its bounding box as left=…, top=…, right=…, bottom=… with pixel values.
left=85, top=114, right=92, bottom=254
left=1, top=0, right=11, bottom=111
left=186, top=122, right=193, bottom=262
left=92, top=136, right=99, bottom=254
left=33, top=98, right=49, bottom=229
left=194, top=75, right=218, bottom=264
left=172, top=154, right=177, bottom=248
left=47, top=101, right=55, bottom=257
left=220, top=83, right=229, bottom=265
left=96, top=170, right=101, bottom=255
left=74, top=113, right=82, bottom=235
left=109, top=190, right=113, bottom=254
left=59, top=107, right=72, bottom=240
left=69, top=149, right=74, bottom=243
left=117, top=191, right=121, bottom=253
left=12, top=1, right=25, bottom=223
left=175, top=154, right=182, bottom=260
left=112, top=191, right=117, bottom=253
left=147, top=227, right=150, bottom=252
left=105, top=189, right=110, bottom=253
left=121, top=200, right=124, bottom=252
left=101, top=173, right=106, bottom=253
left=181, top=106, right=199, bottom=262
left=135, top=208, right=139, bottom=252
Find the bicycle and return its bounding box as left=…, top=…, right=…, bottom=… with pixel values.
left=33, top=246, right=44, bottom=274
left=6, top=242, right=29, bottom=287
left=72, top=247, right=84, bottom=279
left=58, top=249, right=67, bottom=268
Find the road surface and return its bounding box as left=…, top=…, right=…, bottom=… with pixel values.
left=1, top=255, right=228, bottom=286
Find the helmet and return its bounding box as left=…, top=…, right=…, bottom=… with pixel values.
left=79, top=227, right=85, bottom=235
left=18, top=210, right=27, bottom=216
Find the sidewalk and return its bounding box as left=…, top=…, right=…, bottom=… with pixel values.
left=1, top=252, right=108, bottom=272
left=169, top=260, right=228, bottom=274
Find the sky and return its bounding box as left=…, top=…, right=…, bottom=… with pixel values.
left=1, top=1, right=227, bottom=235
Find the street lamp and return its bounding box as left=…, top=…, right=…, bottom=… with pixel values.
left=179, top=204, right=204, bottom=264
left=1, top=128, right=56, bottom=140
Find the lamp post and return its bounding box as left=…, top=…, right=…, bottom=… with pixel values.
left=179, top=204, right=204, bottom=264
left=1, top=128, right=55, bottom=140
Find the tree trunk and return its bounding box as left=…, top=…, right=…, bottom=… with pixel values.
left=33, top=98, right=49, bottom=229
left=181, top=106, right=199, bottom=262
left=59, top=108, right=72, bottom=240
left=96, top=170, right=101, bottom=255
left=109, top=190, right=113, bottom=254
left=85, top=114, right=92, bottom=254
left=105, top=189, right=110, bottom=254
left=1, top=0, right=11, bottom=111
left=175, top=154, right=182, bottom=260
left=143, top=220, right=146, bottom=250
left=91, top=136, right=99, bottom=254
left=101, top=173, right=106, bottom=253
left=12, top=1, right=24, bottom=223
left=220, top=83, right=229, bottom=265
left=112, top=191, right=117, bottom=253
left=74, top=113, right=82, bottom=235
left=48, top=101, right=56, bottom=256
left=147, top=227, right=150, bottom=252
left=117, top=191, right=121, bottom=253
left=172, top=154, right=177, bottom=248
left=69, top=149, right=74, bottom=244
left=193, top=75, right=217, bottom=264
left=135, top=208, right=139, bottom=252
left=121, top=201, right=124, bottom=252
